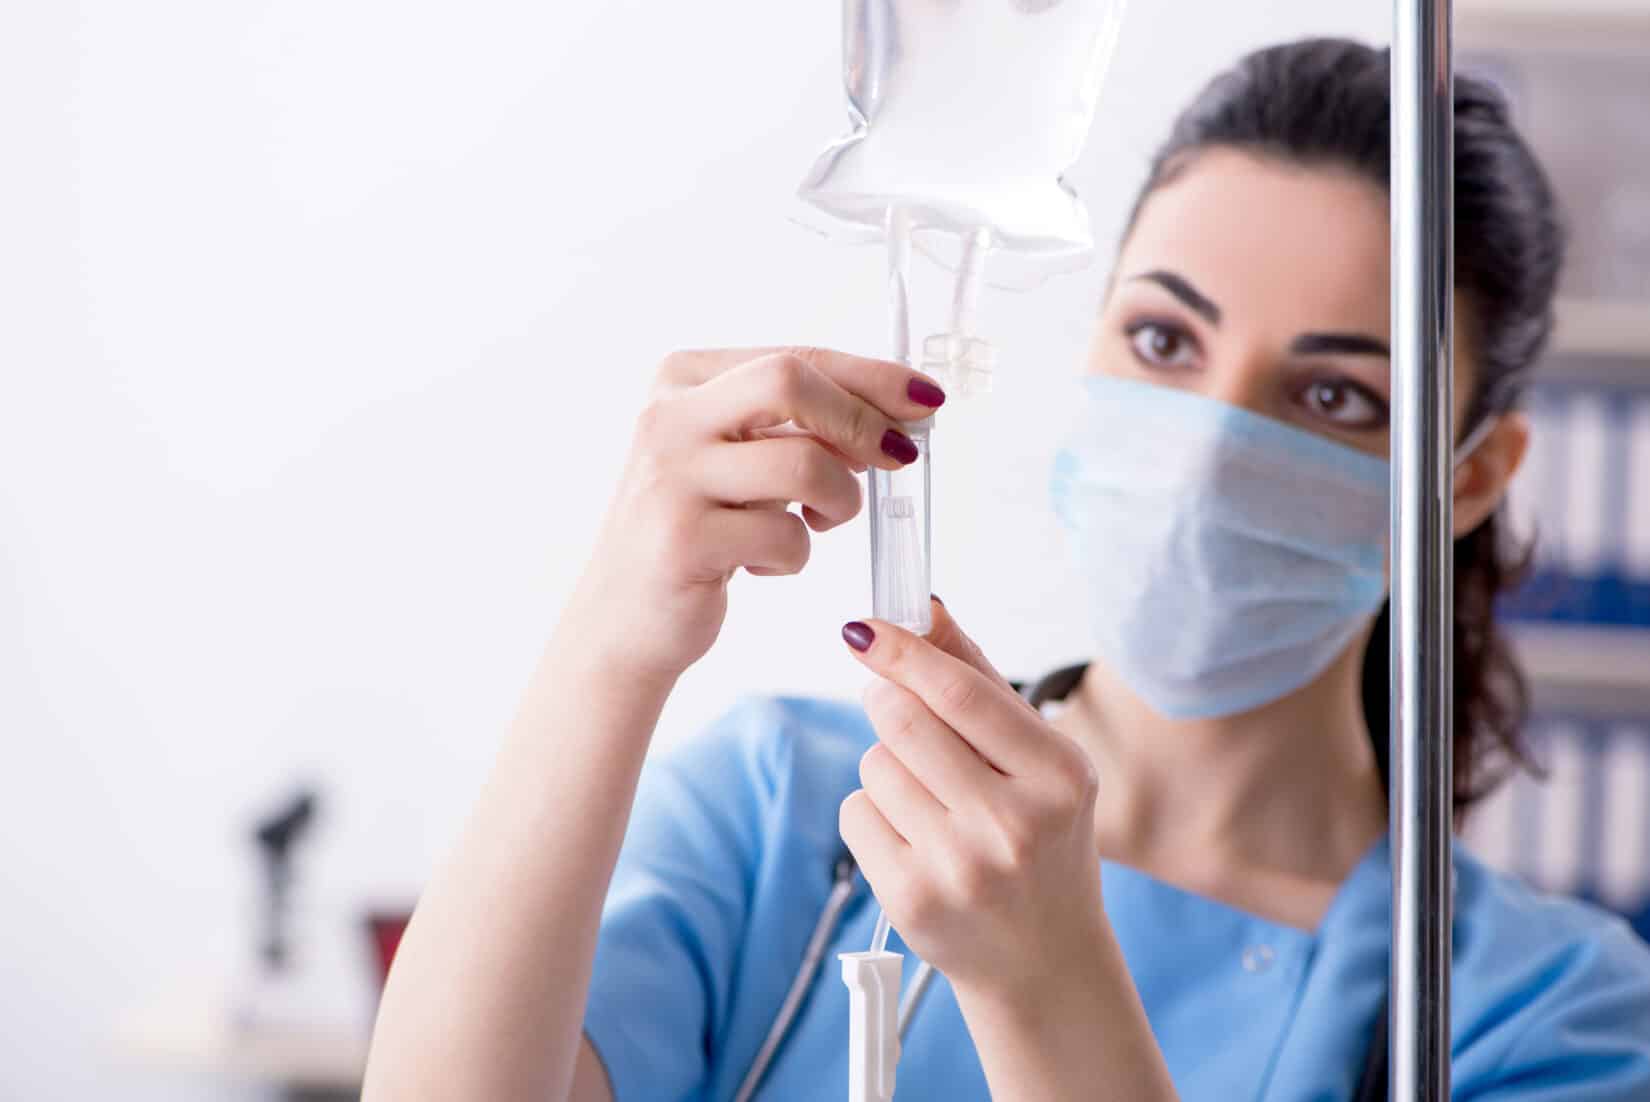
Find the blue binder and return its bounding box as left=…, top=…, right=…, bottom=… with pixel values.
left=1498, top=379, right=1650, bottom=628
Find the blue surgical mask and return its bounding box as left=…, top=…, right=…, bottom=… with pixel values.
left=1049, top=376, right=1391, bottom=718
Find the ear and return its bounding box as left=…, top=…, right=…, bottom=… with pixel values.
left=1453, top=412, right=1529, bottom=538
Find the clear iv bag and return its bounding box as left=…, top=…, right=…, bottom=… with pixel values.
left=794, top=1, right=1127, bottom=636
left=797, top=0, right=1128, bottom=290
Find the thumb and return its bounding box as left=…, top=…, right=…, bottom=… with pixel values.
left=924, top=597, right=1031, bottom=710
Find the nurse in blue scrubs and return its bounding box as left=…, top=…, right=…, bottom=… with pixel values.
left=364, top=38, right=1650, bottom=1102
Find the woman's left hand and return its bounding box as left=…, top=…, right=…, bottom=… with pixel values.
left=838, top=599, right=1107, bottom=1008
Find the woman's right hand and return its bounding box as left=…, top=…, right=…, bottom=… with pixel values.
left=569, top=346, right=947, bottom=684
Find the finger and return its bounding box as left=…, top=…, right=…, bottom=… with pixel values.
left=738, top=501, right=802, bottom=576
left=839, top=789, right=910, bottom=895
left=754, top=429, right=866, bottom=530
left=780, top=346, right=946, bottom=422
left=679, top=352, right=940, bottom=471
left=751, top=424, right=869, bottom=475
left=687, top=352, right=921, bottom=470
left=658, top=347, right=945, bottom=425
left=701, top=507, right=811, bottom=577
left=858, top=741, right=949, bottom=846
left=692, top=436, right=862, bottom=529
left=923, top=599, right=1034, bottom=713
left=841, top=619, right=1049, bottom=777
left=655, top=347, right=785, bottom=390
left=655, top=347, right=808, bottom=388
left=862, top=678, right=998, bottom=807
left=721, top=477, right=850, bottom=537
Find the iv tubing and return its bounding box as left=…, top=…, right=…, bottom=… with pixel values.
left=868, top=207, right=932, bottom=635
left=950, top=228, right=990, bottom=338
left=866, top=205, right=914, bottom=957
left=888, top=209, right=912, bottom=364
left=870, top=909, right=891, bottom=954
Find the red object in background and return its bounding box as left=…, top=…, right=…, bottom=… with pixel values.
left=366, top=911, right=412, bottom=990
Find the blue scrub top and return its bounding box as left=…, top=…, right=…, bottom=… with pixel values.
left=583, top=696, right=1650, bottom=1100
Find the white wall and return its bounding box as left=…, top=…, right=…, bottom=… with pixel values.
left=0, top=2, right=1385, bottom=1097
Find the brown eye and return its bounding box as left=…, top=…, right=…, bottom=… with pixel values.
left=1303, top=378, right=1387, bottom=429
left=1127, top=322, right=1197, bottom=370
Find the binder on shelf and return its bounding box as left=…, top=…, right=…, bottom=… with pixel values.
left=1597, top=729, right=1650, bottom=913
left=1626, top=399, right=1650, bottom=625
left=1498, top=379, right=1650, bottom=629
left=1464, top=712, right=1650, bottom=943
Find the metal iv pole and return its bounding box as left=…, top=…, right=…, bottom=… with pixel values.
left=1390, top=0, right=1455, bottom=1099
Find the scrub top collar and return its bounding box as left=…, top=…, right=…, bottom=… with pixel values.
left=1106, top=833, right=1396, bottom=939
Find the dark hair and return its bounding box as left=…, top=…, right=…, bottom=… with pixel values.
left=1125, top=38, right=1564, bottom=815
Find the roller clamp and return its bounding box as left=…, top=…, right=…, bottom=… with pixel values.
left=922, top=333, right=997, bottom=398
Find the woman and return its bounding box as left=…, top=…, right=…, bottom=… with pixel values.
left=364, top=39, right=1650, bottom=1101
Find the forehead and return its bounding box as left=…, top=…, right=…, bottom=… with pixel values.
left=1118, top=149, right=1392, bottom=335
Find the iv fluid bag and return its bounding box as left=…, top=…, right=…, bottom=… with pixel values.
left=798, top=0, right=1127, bottom=289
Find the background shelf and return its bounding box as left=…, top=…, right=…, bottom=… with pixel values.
left=1460, top=0, right=1650, bottom=47
left=1553, top=300, right=1650, bottom=362
left=1513, top=623, right=1650, bottom=713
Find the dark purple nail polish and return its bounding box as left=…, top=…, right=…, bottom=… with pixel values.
left=881, top=429, right=919, bottom=465
left=842, top=621, right=875, bottom=652
left=908, top=377, right=947, bottom=408
left=930, top=594, right=944, bottom=608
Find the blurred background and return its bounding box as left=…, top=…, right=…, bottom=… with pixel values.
left=1, top=0, right=1646, bottom=1098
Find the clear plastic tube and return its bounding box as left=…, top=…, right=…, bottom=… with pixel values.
left=864, top=211, right=922, bottom=960
left=922, top=228, right=997, bottom=398
left=870, top=909, right=892, bottom=955
left=887, top=207, right=912, bottom=367
left=870, top=208, right=934, bottom=636
left=868, top=440, right=931, bottom=635
left=950, top=228, right=989, bottom=336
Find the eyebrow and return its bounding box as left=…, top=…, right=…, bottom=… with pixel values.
left=1130, top=270, right=1221, bottom=326
left=1289, top=333, right=1391, bottom=358
left=1128, top=270, right=1391, bottom=359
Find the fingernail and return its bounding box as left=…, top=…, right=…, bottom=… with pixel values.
left=842, top=621, right=875, bottom=652
left=930, top=594, right=944, bottom=607
left=881, top=429, right=919, bottom=465
left=908, top=377, right=947, bottom=408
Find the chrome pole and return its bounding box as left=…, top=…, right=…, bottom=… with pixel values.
left=1390, top=1, right=1455, bottom=1099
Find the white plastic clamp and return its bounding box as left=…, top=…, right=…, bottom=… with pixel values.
left=921, top=333, right=997, bottom=398
left=840, top=949, right=903, bottom=1102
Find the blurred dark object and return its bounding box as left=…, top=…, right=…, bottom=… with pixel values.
left=253, top=788, right=318, bottom=972
left=365, top=910, right=412, bottom=991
